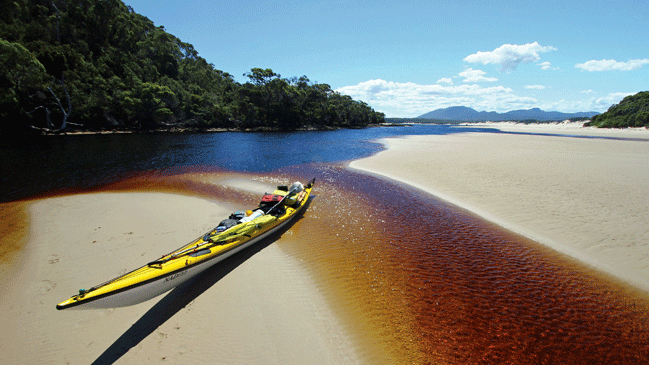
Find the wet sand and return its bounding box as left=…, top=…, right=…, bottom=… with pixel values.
left=0, top=188, right=359, bottom=364
left=350, top=123, right=649, bottom=293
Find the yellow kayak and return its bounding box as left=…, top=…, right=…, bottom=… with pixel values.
left=56, top=179, right=315, bottom=310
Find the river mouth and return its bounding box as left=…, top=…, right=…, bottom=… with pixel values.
left=42, top=165, right=647, bottom=364
left=3, top=125, right=649, bottom=363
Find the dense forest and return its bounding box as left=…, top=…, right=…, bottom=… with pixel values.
left=0, top=0, right=385, bottom=134
left=585, top=91, right=649, bottom=128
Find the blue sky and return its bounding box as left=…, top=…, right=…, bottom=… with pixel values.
left=125, top=0, right=648, bottom=117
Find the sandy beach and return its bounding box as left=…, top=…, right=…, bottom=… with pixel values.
left=464, top=121, right=649, bottom=139
left=350, top=123, right=649, bottom=293
left=0, top=189, right=358, bottom=364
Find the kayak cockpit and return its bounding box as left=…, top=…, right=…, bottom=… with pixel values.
left=204, top=181, right=306, bottom=241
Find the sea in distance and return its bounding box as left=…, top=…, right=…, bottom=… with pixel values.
left=2, top=124, right=649, bottom=363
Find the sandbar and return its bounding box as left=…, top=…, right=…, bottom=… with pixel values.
left=350, top=123, right=649, bottom=293
left=0, top=191, right=358, bottom=364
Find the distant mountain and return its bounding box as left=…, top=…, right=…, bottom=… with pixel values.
left=418, top=107, right=598, bottom=121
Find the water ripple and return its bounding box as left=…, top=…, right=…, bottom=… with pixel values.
left=277, top=165, right=649, bottom=364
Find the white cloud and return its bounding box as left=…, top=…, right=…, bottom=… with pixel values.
left=575, top=59, right=649, bottom=71
left=581, top=89, right=595, bottom=94
left=525, top=85, right=546, bottom=90
left=538, top=61, right=552, bottom=70
left=436, top=77, right=453, bottom=85
left=464, top=42, right=557, bottom=72
left=593, top=92, right=635, bottom=109
left=335, top=79, right=538, bottom=117
left=537, top=61, right=558, bottom=70
left=537, top=92, right=635, bottom=113
left=458, top=68, right=498, bottom=83
left=335, top=80, right=635, bottom=117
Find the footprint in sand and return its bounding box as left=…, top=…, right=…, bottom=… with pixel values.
left=98, top=308, right=114, bottom=317
left=47, top=254, right=59, bottom=264
left=39, top=280, right=56, bottom=294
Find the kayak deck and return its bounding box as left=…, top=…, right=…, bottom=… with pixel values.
left=56, top=179, right=314, bottom=310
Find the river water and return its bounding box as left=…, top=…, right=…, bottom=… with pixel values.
left=2, top=125, right=648, bottom=364
left=0, top=125, right=475, bottom=202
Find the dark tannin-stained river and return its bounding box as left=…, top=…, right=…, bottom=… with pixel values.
left=2, top=127, right=648, bottom=364
left=279, top=166, right=649, bottom=364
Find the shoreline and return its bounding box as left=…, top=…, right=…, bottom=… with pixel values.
left=461, top=121, right=649, bottom=139
left=18, top=121, right=648, bottom=137
left=16, top=123, right=380, bottom=136
left=349, top=123, right=649, bottom=293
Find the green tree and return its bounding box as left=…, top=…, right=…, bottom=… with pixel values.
left=0, top=39, right=47, bottom=130
left=587, top=91, right=649, bottom=128
left=134, top=82, right=177, bottom=129
left=244, top=68, right=281, bottom=124
left=0, top=0, right=384, bottom=133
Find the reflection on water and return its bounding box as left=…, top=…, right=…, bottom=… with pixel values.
left=0, top=125, right=491, bottom=202
left=108, top=167, right=649, bottom=364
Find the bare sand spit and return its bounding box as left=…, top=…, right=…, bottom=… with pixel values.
left=463, top=121, right=649, bottom=139
left=0, top=191, right=359, bottom=364
left=350, top=123, right=649, bottom=293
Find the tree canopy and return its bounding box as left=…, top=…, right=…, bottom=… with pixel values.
left=0, top=0, right=384, bottom=134
left=586, top=91, right=649, bottom=128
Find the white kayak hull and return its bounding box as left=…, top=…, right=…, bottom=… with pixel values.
left=62, top=216, right=296, bottom=309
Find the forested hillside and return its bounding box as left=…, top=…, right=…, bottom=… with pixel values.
left=0, top=0, right=384, bottom=134
left=585, top=91, right=649, bottom=128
